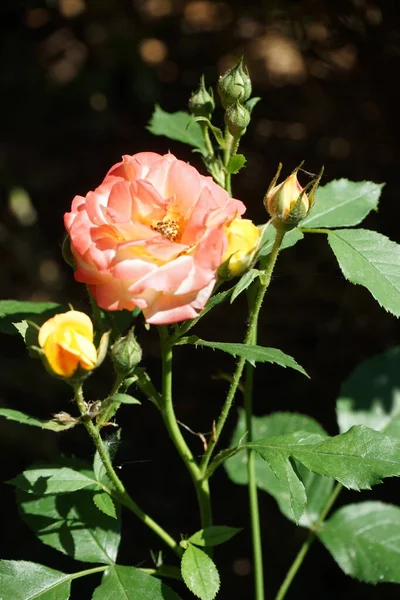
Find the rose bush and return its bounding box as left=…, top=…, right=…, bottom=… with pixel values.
left=64, top=152, right=245, bottom=324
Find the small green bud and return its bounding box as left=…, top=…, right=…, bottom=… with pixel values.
left=224, top=101, right=251, bottom=137
left=218, top=57, right=252, bottom=109
left=189, top=75, right=215, bottom=118
left=111, top=328, right=142, bottom=377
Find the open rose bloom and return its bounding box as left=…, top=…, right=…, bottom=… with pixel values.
left=65, top=152, right=245, bottom=324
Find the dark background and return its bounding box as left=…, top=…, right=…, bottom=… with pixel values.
left=1, top=0, right=400, bottom=598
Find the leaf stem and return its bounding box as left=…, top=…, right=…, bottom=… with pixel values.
left=274, top=482, right=343, bottom=600
left=299, top=228, right=330, bottom=235
left=159, top=327, right=212, bottom=529
left=74, top=384, right=182, bottom=557
left=200, top=227, right=286, bottom=476
left=70, top=565, right=107, bottom=581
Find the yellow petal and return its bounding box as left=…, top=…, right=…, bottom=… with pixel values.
left=44, top=337, right=79, bottom=377
left=73, top=332, right=98, bottom=370
left=55, top=311, right=94, bottom=341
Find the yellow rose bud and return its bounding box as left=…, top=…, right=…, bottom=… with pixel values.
left=264, top=172, right=309, bottom=226
left=38, top=311, right=98, bottom=378
left=220, top=218, right=261, bottom=278
left=264, top=163, right=323, bottom=231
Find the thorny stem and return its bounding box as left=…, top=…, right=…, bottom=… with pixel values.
left=200, top=227, right=286, bottom=475
left=74, top=384, right=182, bottom=557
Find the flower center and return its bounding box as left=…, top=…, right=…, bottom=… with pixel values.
left=152, top=218, right=181, bottom=242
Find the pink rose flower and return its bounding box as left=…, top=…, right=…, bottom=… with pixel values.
left=64, top=152, right=245, bottom=324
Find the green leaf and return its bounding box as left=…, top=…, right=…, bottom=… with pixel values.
left=328, top=228, right=400, bottom=317
left=258, top=227, right=304, bottom=257
left=225, top=411, right=333, bottom=527
left=0, top=560, right=72, bottom=600
left=147, top=106, right=206, bottom=152
left=111, top=393, right=141, bottom=405
left=226, top=154, right=246, bottom=174
left=0, top=300, right=63, bottom=335
left=301, top=179, right=383, bottom=228
left=199, top=288, right=234, bottom=316
left=250, top=425, right=400, bottom=491
left=175, top=337, right=308, bottom=376
left=181, top=544, right=220, bottom=600
left=18, top=488, right=121, bottom=563
left=92, top=565, right=182, bottom=600
left=188, top=526, right=241, bottom=547
left=337, top=346, right=400, bottom=439
left=9, top=464, right=100, bottom=495
left=93, top=491, right=117, bottom=519
left=0, top=408, right=77, bottom=432
left=318, top=501, right=400, bottom=583
left=230, top=269, right=262, bottom=303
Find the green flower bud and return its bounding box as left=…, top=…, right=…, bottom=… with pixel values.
left=218, top=58, right=252, bottom=109
left=189, top=75, right=215, bottom=118
left=111, top=328, right=142, bottom=377
left=224, top=101, right=251, bottom=137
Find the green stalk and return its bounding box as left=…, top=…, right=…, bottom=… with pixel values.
left=200, top=227, right=286, bottom=475
left=74, top=384, right=182, bottom=557
left=70, top=565, right=107, bottom=581
left=223, top=127, right=234, bottom=195
left=159, top=327, right=212, bottom=529
left=244, top=319, right=264, bottom=600
left=275, top=482, right=343, bottom=600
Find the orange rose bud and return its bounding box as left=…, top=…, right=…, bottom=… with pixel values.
left=38, top=311, right=98, bottom=378
left=264, top=164, right=323, bottom=231
left=219, top=218, right=261, bottom=278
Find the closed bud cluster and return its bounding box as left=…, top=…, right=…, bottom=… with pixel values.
left=218, top=58, right=252, bottom=109
left=111, top=328, right=142, bottom=377
left=264, top=165, right=322, bottom=231
left=189, top=76, right=215, bottom=118
left=224, top=101, right=251, bottom=137
left=219, top=218, right=261, bottom=278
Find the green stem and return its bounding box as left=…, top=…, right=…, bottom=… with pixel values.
left=299, top=228, right=330, bottom=235
left=159, top=327, right=212, bottom=529
left=201, top=122, right=214, bottom=159
left=138, top=566, right=182, bottom=581
left=70, top=565, right=107, bottom=581
left=96, top=373, right=125, bottom=427
left=275, top=482, right=343, bottom=600
left=74, top=384, right=182, bottom=557
left=223, top=127, right=234, bottom=195
left=244, top=320, right=264, bottom=600
left=200, top=228, right=286, bottom=475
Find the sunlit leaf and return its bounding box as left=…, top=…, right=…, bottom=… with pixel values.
left=175, top=337, right=308, bottom=376
left=225, top=411, right=333, bottom=527
left=147, top=106, right=206, bottom=152
left=301, top=179, right=383, bottom=228
left=328, top=228, right=400, bottom=317
left=318, top=501, right=400, bottom=583
left=181, top=544, right=220, bottom=600
left=92, top=565, right=182, bottom=600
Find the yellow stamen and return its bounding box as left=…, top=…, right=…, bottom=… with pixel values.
left=152, top=218, right=181, bottom=242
